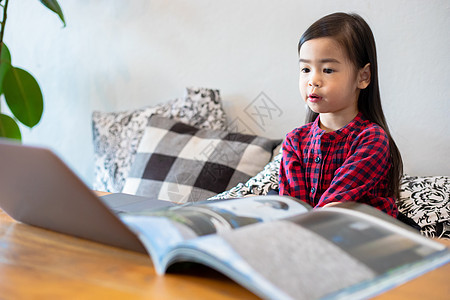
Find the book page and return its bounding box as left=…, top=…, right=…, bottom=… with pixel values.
left=176, top=206, right=450, bottom=299
left=120, top=216, right=190, bottom=273
left=120, top=195, right=311, bottom=274
left=218, top=220, right=376, bottom=299
left=130, top=195, right=311, bottom=237
left=292, top=208, right=447, bottom=274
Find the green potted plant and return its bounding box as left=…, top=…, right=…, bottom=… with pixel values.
left=0, top=0, right=65, bottom=140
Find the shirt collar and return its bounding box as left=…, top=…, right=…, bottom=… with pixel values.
left=312, top=112, right=366, bottom=141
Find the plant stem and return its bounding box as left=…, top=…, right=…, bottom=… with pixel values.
left=0, top=0, right=9, bottom=59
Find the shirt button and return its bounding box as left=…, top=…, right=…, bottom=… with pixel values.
left=315, top=157, right=321, bottom=163
left=311, top=187, right=316, bottom=193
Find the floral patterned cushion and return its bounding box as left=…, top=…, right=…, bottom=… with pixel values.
left=209, top=152, right=450, bottom=239
left=92, top=87, right=228, bottom=193
left=397, top=175, right=450, bottom=239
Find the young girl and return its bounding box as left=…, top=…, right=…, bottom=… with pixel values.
left=278, top=12, right=403, bottom=217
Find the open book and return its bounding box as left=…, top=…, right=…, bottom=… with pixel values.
left=102, top=194, right=450, bottom=300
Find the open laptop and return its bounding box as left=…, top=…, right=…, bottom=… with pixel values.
left=0, top=140, right=174, bottom=253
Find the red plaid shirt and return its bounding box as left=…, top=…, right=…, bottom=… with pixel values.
left=279, top=112, right=398, bottom=217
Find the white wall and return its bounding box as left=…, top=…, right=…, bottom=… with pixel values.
left=4, top=0, right=449, bottom=187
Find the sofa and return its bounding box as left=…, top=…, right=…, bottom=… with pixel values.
left=92, top=87, right=450, bottom=239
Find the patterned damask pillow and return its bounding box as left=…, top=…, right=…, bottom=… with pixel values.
left=397, top=175, right=450, bottom=238
left=420, top=221, right=450, bottom=239
left=92, top=87, right=228, bottom=192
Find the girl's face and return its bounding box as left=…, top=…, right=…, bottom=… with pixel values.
left=299, top=37, right=370, bottom=128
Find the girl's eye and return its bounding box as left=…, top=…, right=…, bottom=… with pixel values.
left=323, top=68, right=334, bottom=74
left=301, top=68, right=310, bottom=73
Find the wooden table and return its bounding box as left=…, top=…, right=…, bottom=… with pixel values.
left=1, top=205, right=449, bottom=299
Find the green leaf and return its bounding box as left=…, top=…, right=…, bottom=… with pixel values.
left=0, top=43, right=12, bottom=95
left=0, top=114, right=22, bottom=140
left=0, top=43, right=11, bottom=63
left=39, top=0, right=66, bottom=27
left=3, top=67, right=44, bottom=128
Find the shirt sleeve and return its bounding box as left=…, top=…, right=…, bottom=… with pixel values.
left=317, top=127, right=397, bottom=216
left=278, top=132, right=308, bottom=200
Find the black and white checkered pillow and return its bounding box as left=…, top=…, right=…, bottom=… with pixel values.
left=122, top=116, right=282, bottom=203
left=92, top=87, right=228, bottom=192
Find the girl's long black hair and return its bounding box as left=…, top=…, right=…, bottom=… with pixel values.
left=299, top=12, right=403, bottom=200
